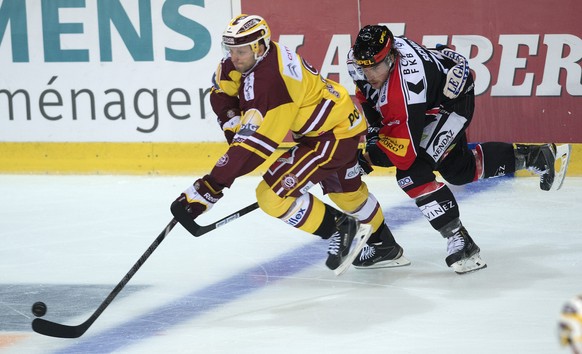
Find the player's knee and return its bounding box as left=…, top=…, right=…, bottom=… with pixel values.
left=441, top=172, right=473, bottom=186
left=256, top=180, right=293, bottom=217
left=328, top=183, right=383, bottom=228
left=327, top=183, right=368, bottom=212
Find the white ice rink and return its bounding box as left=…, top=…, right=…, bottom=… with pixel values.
left=1, top=174, right=581, bottom=354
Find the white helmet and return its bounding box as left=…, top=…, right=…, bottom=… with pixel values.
left=558, top=294, right=582, bottom=354
left=222, top=14, right=271, bottom=59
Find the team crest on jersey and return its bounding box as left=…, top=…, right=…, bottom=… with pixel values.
left=216, top=153, right=229, bottom=167
left=281, top=173, right=299, bottom=190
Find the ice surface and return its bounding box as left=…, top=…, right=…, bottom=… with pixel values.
left=1, top=175, right=580, bottom=354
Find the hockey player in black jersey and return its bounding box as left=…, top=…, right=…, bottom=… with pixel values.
left=348, top=25, right=572, bottom=274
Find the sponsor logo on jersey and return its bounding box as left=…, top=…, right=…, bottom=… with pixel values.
left=326, top=83, right=340, bottom=98
left=238, top=108, right=263, bottom=137
left=378, top=135, right=410, bottom=157
left=397, top=176, right=413, bottom=188
left=286, top=206, right=307, bottom=226
left=347, top=107, right=362, bottom=129
left=280, top=45, right=302, bottom=81
left=430, top=130, right=455, bottom=161
left=408, top=39, right=432, bottom=62
left=299, top=181, right=315, bottom=194
left=396, top=39, right=427, bottom=105
left=243, top=72, right=255, bottom=101
left=425, top=112, right=466, bottom=162
left=345, top=163, right=361, bottom=179
left=419, top=199, right=457, bottom=221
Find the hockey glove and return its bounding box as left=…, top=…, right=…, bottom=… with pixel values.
left=218, top=109, right=241, bottom=145
left=171, top=174, right=224, bottom=233
left=366, top=125, right=381, bottom=148
left=367, top=143, right=394, bottom=168
left=437, top=46, right=470, bottom=99
left=357, top=149, right=374, bottom=175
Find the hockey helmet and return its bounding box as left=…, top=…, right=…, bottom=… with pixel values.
left=558, top=294, right=582, bottom=353
left=222, top=14, right=271, bottom=57
left=352, top=25, right=394, bottom=68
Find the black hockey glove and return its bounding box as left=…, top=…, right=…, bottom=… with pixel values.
left=367, top=143, right=394, bottom=168
left=357, top=149, right=374, bottom=175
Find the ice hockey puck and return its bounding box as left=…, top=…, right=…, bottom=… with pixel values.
left=32, top=301, right=47, bottom=317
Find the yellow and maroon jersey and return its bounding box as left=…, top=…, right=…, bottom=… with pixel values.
left=210, top=41, right=366, bottom=188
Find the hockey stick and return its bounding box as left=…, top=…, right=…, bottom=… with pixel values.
left=31, top=219, right=177, bottom=338
left=32, top=202, right=260, bottom=338
left=170, top=201, right=260, bottom=237
left=188, top=202, right=259, bottom=236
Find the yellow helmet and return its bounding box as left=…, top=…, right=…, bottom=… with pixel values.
left=222, top=14, right=271, bottom=57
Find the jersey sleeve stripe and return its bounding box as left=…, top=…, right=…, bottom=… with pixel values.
left=297, top=99, right=335, bottom=135
left=238, top=132, right=277, bottom=157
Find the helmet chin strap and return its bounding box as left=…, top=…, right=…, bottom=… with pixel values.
left=252, top=41, right=270, bottom=61
left=243, top=43, right=270, bottom=74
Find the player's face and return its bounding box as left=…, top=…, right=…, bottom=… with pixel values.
left=362, top=60, right=390, bottom=89
left=226, top=45, right=257, bottom=73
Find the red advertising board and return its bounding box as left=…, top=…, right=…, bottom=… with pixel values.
left=242, top=0, right=582, bottom=143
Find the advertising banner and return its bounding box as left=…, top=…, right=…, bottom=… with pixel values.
left=0, top=0, right=238, bottom=142
left=242, top=0, right=582, bottom=143
left=1, top=0, right=580, bottom=144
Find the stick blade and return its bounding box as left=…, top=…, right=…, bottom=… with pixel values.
left=32, top=318, right=89, bottom=338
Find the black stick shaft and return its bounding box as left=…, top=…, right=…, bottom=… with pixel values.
left=191, top=202, right=259, bottom=236
left=32, top=219, right=178, bottom=338
left=31, top=202, right=259, bottom=338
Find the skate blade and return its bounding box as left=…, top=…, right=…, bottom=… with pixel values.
left=551, top=144, right=571, bottom=191
left=450, top=253, right=487, bottom=274
left=333, top=224, right=373, bottom=276
left=354, top=255, right=412, bottom=269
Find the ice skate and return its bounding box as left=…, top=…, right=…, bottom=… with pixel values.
left=353, top=223, right=411, bottom=269
left=326, top=214, right=372, bottom=276
left=552, top=144, right=572, bottom=191
left=445, top=226, right=486, bottom=274
left=516, top=143, right=571, bottom=191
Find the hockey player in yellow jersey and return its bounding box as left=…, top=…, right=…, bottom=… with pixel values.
left=171, top=14, right=410, bottom=274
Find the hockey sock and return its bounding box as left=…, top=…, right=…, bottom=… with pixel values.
left=478, top=142, right=516, bottom=177
left=415, top=185, right=460, bottom=231
left=313, top=204, right=341, bottom=239
left=368, top=222, right=397, bottom=245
